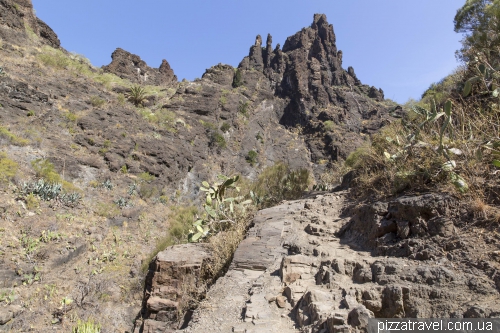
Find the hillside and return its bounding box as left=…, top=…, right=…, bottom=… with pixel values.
left=0, top=1, right=499, bottom=333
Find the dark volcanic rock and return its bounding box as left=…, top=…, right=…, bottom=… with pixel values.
left=0, top=0, right=60, bottom=47
left=103, top=48, right=177, bottom=86
left=237, top=13, right=394, bottom=166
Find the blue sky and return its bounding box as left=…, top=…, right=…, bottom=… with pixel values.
left=32, top=0, right=465, bottom=103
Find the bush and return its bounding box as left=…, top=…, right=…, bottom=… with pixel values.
left=31, top=159, right=79, bottom=192
left=38, top=48, right=70, bottom=70
left=220, top=122, right=230, bottom=133
left=138, top=172, right=155, bottom=183
left=142, top=206, right=198, bottom=272
left=139, top=183, right=159, bottom=200
left=250, top=162, right=310, bottom=208
left=246, top=150, right=258, bottom=166
left=89, top=96, right=106, bottom=108
left=0, top=126, right=29, bottom=146
left=31, top=159, right=61, bottom=183
left=95, top=202, right=120, bottom=218
left=323, top=120, right=335, bottom=132
left=72, top=318, right=101, bottom=333
left=232, top=69, right=243, bottom=88
left=238, top=101, right=250, bottom=117
left=210, top=131, right=226, bottom=149
left=0, top=152, right=18, bottom=183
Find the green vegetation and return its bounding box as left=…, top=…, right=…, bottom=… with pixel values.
left=246, top=150, right=258, bottom=166
left=0, top=126, right=29, bottom=145
left=323, top=120, right=335, bottom=132
left=138, top=172, right=155, bottom=183
left=220, top=122, right=231, bottom=133
left=250, top=162, right=310, bottom=208
left=95, top=202, right=120, bottom=218
left=142, top=206, right=199, bottom=272
left=255, top=132, right=264, bottom=143
left=323, top=0, right=500, bottom=203
left=232, top=68, right=243, bottom=88
left=188, top=175, right=251, bottom=242
left=25, top=193, right=39, bottom=210
left=210, top=131, right=226, bottom=149
left=31, top=159, right=78, bottom=192
left=32, top=159, right=62, bottom=184
left=219, top=94, right=227, bottom=106
left=0, top=152, right=18, bottom=183
left=238, top=100, right=250, bottom=117
left=126, top=85, right=149, bottom=106
left=71, top=318, right=101, bottom=333
left=38, top=47, right=70, bottom=70
left=89, top=96, right=106, bottom=108
left=139, top=108, right=177, bottom=133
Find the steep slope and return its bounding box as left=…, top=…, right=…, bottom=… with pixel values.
left=0, top=1, right=398, bottom=331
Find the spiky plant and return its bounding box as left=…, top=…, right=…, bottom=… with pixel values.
left=126, top=85, right=148, bottom=106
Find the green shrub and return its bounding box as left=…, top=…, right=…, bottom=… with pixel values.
left=232, top=69, right=243, bottom=88
left=345, top=145, right=371, bottom=169
left=95, top=202, right=120, bottom=218
left=139, top=183, right=159, bottom=199
left=72, top=318, right=101, bottom=333
left=64, top=112, right=78, bottom=122
left=250, top=162, right=310, bottom=208
left=25, top=193, right=39, bottom=210
left=220, top=122, right=231, bottom=133
left=210, top=132, right=226, bottom=149
left=117, top=93, right=126, bottom=106
left=255, top=132, right=264, bottom=143
left=0, top=126, right=29, bottom=146
left=138, top=172, right=155, bottom=183
left=238, top=101, right=250, bottom=117
left=246, top=150, right=258, bottom=166
left=89, top=96, right=106, bottom=108
left=323, top=120, right=335, bottom=132
left=142, top=206, right=198, bottom=272
left=31, top=159, right=78, bottom=192
left=139, top=108, right=177, bottom=133
left=0, top=152, right=18, bottom=183
left=32, top=159, right=61, bottom=183
left=38, top=48, right=70, bottom=70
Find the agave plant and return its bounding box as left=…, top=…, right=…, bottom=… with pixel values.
left=100, top=179, right=113, bottom=190
left=126, top=85, right=148, bottom=107
left=21, top=179, right=81, bottom=205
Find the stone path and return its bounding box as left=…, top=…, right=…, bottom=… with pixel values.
left=144, top=190, right=500, bottom=333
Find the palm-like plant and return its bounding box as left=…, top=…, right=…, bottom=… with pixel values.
left=126, top=85, right=148, bottom=106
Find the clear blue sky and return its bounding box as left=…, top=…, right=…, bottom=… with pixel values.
left=32, top=0, right=465, bottom=104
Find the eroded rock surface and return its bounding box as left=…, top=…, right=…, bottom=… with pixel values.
left=139, top=191, right=500, bottom=332
left=103, top=48, right=178, bottom=86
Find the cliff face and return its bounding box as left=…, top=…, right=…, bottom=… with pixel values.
left=103, top=48, right=177, bottom=86
left=235, top=14, right=393, bottom=165
left=0, top=0, right=60, bottom=47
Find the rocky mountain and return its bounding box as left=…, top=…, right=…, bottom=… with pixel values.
left=2, top=1, right=497, bottom=333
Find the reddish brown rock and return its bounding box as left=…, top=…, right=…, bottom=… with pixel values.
left=103, top=48, right=177, bottom=86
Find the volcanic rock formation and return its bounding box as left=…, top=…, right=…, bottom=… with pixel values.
left=103, top=48, right=178, bottom=86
